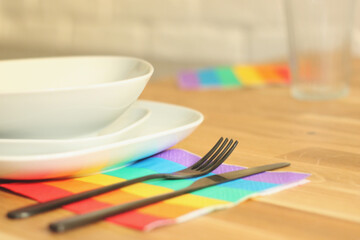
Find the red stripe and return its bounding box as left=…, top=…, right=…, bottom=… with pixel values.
left=276, top=66, right=291, bottom=83
left=1, top=183, right=71, bottom=202
left=63, top=199, right=112, bottom=214
left=1, top=183, right=168, bottom=230
left=107, top=211, right=168, bottom=231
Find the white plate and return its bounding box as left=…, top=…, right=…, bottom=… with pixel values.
left=0, top=106, right=151, bottom=156
left=0, top=100, right=204, bottom=180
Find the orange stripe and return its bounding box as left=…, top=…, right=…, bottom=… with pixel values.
left=138, top=201, right=197, bottom=218
left=94, top=190, right=142, bottom=205
left=45, top=179, right=101, bottom=193
left=256, top=65, right=284, bottom=83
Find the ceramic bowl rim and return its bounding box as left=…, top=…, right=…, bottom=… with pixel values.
left=0, top=55, right=154, bottom=96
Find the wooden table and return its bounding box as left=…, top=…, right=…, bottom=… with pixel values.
left=1, top=64, right=360, bottom=240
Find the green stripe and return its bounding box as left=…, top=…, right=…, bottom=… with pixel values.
left=192, top=185, right=254, bottom=202
left=106, top=167, right=157, bottom=179
left=215, top=67, right=242, bottom=87
left=146, top=178, right=192, bottom=190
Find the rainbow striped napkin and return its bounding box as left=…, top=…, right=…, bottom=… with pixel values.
left=178, top=64, right=290, bottom=89
left=1, top=149, right=309, bottom=231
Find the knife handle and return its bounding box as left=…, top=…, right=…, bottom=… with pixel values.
left=7, top=173, right=165, bottom=219
left=49, top=187, right=191, bottom=233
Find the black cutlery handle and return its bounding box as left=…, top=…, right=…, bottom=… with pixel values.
left=48, top=162, right=290, bottom=233
left=7, top=173, right=165, bottom=219
left=49, top=187, right=191, bottom=233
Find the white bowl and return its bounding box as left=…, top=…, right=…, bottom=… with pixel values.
left=0, top=106, right=150, bottom=155
left=0, top=56, right=153, bottom=139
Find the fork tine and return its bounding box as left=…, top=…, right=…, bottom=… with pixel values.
left=189, top=137, right=224, bottom=169
left=194, top=138, right=229, bottom=170
left=199, top=139, right=234, bottom=171
left=201, top=140, right=238, bottom=172
left=197, top=139, right=232, bottom=171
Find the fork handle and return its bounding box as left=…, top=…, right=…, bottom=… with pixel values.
left=49, top=187, right=193, bottom=233
left=7, top=173, right=165, bottom=219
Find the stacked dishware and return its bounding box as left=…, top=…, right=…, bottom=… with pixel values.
left=0, top=56, right=204, bottom=180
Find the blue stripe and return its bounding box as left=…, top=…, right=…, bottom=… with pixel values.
left=130, top=157, right=185, bottom=173
left=198, top=69, right=221, bottom=87
left=218, top=179, right=279, bottom=191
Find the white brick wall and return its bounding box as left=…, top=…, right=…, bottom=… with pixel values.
left=0, top=0, right=359, bottom=76
left=152, top=22, right=248, bottom=64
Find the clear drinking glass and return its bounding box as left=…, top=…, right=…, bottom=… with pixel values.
left=284, top=0, right=355, bottom=100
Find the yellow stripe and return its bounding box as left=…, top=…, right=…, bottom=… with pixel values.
left=72, top=161, right=110, bottom=177
left=45, top=180, right=100, bottom=193
left=77, top=174, right=125, bottom=186
left=164, top=193, right=228, bottom=208
left=233, top=66, right=264, bottom=86
left=138, top=202, right=197, bottom=218
left=122, top=183, right=173, bottom=197
left=94, top=190, right=142, bottom=205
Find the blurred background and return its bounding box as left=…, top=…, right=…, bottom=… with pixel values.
left=0, top=0, right=359, bottom=78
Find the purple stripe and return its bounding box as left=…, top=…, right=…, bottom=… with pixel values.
left=153, top=149, right=309, bottom=185
left=178, top=71, right=200, bottom=89
left=153, top=149, right=200, bottom=167
left=242, top=171, right=310, bottom=184
left=212, top=164, right=309, bottom=184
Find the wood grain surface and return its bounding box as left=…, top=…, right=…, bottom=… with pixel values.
left=1, top=62, right=359, bottom=240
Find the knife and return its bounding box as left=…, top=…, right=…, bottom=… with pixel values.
left=49, top=162, right=290, bottom=233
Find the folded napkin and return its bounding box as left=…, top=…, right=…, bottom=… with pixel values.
left=178, top=64, right=290, bottom=89
left=1, top=149, right=309, bottom=231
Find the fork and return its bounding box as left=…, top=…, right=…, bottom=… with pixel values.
left=8, top=137, right=238, bottom=219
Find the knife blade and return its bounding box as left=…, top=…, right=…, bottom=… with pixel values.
left=50, top=162, right=290, bottom=233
